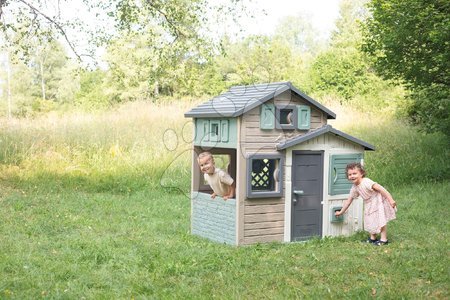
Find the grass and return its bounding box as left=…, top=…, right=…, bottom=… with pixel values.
left=0, top=100, right=449, bottom=298
left=0, top=182, right=448, bottom=298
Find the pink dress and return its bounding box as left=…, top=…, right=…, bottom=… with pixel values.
left=350, top=178, right=397, bottom=234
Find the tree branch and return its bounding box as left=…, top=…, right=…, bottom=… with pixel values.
left=18, top=0, right=83, bottom=61
left=143, top=0, right=186, bottom=43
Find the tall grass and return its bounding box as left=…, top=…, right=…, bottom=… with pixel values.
left=0, top=100, right=200, bottom=194
left=0, top=99, right=448, bottom=194
left=0, top=100, right=448, bottom=298
left=328, top=103, right=449, bottom=188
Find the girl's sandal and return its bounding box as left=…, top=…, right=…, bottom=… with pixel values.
left=366, top=238, right=379, bottom=244
left=374, top=240, right=389, bottom=246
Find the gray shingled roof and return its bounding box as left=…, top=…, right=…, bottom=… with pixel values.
left=184, top=81, right=336, bottom=119
left=276, top=125, right=375, bottom=151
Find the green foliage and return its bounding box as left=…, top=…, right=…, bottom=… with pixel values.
left=217, top=35, right=303, bottom=87
left=309, top=47, right=371, bottom=100
left=362, top=0, right=450, bottom=136
left=404, top=84, right=450, bottom=135
left=305, top=0, right=404, bottom=112
left=342, top=121, right=449, bottom=188
left=273, top=14, right=324, bottom=55
left=0, top=39, right=79, bottom=117
left=75, top=70, right=110, bottom=110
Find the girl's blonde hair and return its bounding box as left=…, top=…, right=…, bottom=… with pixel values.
left=346, top=162, right=366, bottom=177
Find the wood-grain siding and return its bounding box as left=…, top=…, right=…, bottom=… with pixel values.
left=240, top=91, right=329, bottom=244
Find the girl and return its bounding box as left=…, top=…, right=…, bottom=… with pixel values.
left=335, top=163, right=397, bottom=246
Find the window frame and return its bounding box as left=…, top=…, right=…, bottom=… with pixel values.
left=196, top=148, right=236, bottom=193
left=246, top=153, right=284, bottom=198
left=275, top=104, right=297, bottom=130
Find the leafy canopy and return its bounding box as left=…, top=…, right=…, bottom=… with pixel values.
left=362, top=0, right=450, bottom=135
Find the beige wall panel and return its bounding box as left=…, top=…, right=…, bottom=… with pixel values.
left=240, top=143, right=280, bottom=152
left=245, top=227, right=284, bottom=237
left=244, top=198, right=284, bottom=206
left=244, top=204, right=285, bottom=214
left=243, top=234, right=284, bottom=245
left=244, top=221, right=284, bottom=230
left=274, top=90, right=291, bottom=101
left=245, top=212, right=284, bottom=223
left=236, top=117, right=246, bottom=245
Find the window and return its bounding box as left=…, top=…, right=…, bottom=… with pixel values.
left=202, top=154, right=231, bottom=186
left=196, top=147, right=236, bottom=193
left=247, top=153, right=284, bottom=198
left=210, top=121, right=220, bottom=142
left=329, top=154, right=363, bottom=195
left=275, top=105, right=297, bottom=130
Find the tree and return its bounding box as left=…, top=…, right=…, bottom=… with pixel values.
left=308, top=0, right=381, bottom=102
left=217, top=35, right=300, bottom=87
left=362, top=0, right=450, bottom=135
left=0, top=0, right=248, bottom=64
left=273, top=14, right=324, bottom=55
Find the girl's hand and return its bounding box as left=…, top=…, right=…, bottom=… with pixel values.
left=211, top=193, right=217, bottom=199
left=335, top=210, right=342, bottom=217
left=390, top=201, right=397, bottom=209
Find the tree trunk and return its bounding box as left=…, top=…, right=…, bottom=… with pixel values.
left=40, top=58, right=46, bottom=101
left=6, top=51, right=12, bottom=119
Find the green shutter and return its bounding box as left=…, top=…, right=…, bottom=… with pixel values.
left=220, top=120, right=229, bottom=142
left=194, top=118, right=237, bottom=148
left=297, top=105, right=311, bottom=130
left=329, top=154, right=363, bottom=195
left=260, top=103, right=275, bottom=130
left=210, top=120, right=220, bottom=142
left=202, top=120, right=210, bottom=142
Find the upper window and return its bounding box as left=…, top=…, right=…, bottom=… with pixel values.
left=247, top=153, right=284, bottom=198
left=275, top=105, right=297, bottom=130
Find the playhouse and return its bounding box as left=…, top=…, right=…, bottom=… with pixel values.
left=184, top=82, right=375, bottom=245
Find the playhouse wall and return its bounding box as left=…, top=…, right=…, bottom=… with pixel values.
left=191, top=192, right=236, bottom=244
left=237, top=91, right=328, bottom=245
left=284, top=133, right=365, bottom=241
left=241, top=91, right=327, bottom=147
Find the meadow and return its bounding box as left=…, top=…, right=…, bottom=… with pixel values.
left=0, top=100, right=449, bottom=299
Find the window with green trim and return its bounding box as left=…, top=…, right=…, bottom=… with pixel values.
left=247, top=153, right=284, bottom=198
left=329, top=154, right=363, bottom=195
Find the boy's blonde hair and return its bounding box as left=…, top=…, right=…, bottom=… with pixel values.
left=346, top=162, right=366, bottom=177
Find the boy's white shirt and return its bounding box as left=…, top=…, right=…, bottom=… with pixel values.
left=204, top=168, right=234, bottom=197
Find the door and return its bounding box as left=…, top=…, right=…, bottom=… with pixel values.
left=291, top=151, right=323, bottom=241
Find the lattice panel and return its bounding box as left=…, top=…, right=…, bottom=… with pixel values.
left=251, top=159, right=275, bottom=190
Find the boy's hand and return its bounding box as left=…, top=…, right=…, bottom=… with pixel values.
left=211, top=193, right=217, bottom=199
left=223, top=196, right=229, bottom=201
left=335, top=210, right=342, bottom=217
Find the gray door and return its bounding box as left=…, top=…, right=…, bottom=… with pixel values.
left=291, top=151, right=323, bottom=241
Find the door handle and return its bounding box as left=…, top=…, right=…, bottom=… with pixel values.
left=293, top=190, right=304, bottom=195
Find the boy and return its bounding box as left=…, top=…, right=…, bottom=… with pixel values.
left=197, top=152, right=235, bottom=200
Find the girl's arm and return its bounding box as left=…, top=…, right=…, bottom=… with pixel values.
left=372, top=183, right=397, bottom=208
left=335, top=195, right=354, bottom=216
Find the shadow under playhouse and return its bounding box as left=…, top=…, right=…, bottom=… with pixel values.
left=184, top=82, right=375, bottom=245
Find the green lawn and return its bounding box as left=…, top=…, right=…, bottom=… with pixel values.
left=1, top=181, right=448, bottom=299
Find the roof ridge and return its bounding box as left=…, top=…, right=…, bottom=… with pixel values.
left=229, top=81, right=291, bottom=89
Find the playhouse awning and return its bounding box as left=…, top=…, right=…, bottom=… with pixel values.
left=276, top=125, right=376, bottom=151
left=184, top=82, right=336, bottom=119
